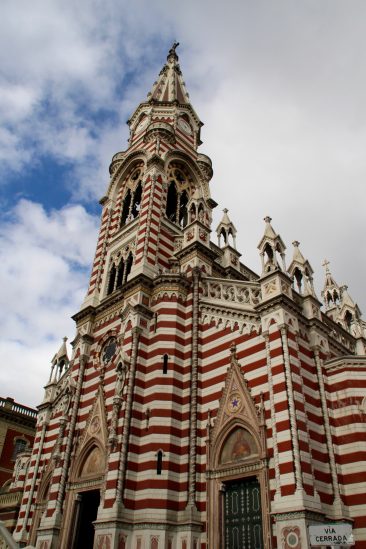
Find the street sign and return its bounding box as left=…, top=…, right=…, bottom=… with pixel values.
left=309, top=523, right=354, bottom=546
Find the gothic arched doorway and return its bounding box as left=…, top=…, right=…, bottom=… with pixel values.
left=63, top=443, right=105, bottom=549
left=207, top=423, right=271, bottom=549
left=71, top=489, right=100, bottom=549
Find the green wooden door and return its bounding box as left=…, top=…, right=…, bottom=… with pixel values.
left=224, top=478, right=263, bottom=549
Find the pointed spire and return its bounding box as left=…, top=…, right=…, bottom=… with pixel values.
left=340, top=285, right=356, bottom=309
left=257, top=216, right=286, bottom=274
left=147, top=43, right=190, bottom=104
left=263, top=216, right=277, bottom=239
left=288, top=241, right=315, bottom=296
left=52, top=336, right=69, bottom=365
left=291, top=240, right=306, bottom=265
left=216, top=208, right=237, bottom=248
left=337, top=284, right=363, bottom=338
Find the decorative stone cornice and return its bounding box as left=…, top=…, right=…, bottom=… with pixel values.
left=324, top=354, right=366, bottom=370
left=272, top=510, right=325, bottom=521
left=72, top=305, right=96, bottom=323
left=66, top=476, right=104, bottom=491
left=206, top=459, right=266, bottom=479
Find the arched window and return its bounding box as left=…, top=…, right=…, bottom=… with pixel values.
left=116, top=259, right=125, bottom=289
left=108, top=254, right=134, bottom=295
left=163, top=354, right=168, bottom=374
left=179, top=190, right=188, bottom=227
left=220, top=228, right=228, bottom=245
left=166, top=163, right=195, bottom=228
left=120, top=189, right=132, bottom=227
left=131, top=181, right=142, bottom=219
left=125, top=253, right=133, bottom=282
left=58, top=359, right=66, bottom=378
left=107, top=264, right=117, bottom=295
left=344, top=310, right=353, bottom=331
left=12, top=438, right=27, bottom=461
left=120, top=166, right=144, bottom=228
left=157, top=450, right=163, bottom=475
left=264, top=243, right=275, bottom=272
left=293, top=267, right=303, bottom=293
left=166, top=182, right=178, bottom=222
left=189, top=204, right=197, bottom=223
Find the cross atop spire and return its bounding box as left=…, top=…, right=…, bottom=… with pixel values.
left=322, top=258, right=330, bottom=273
left=168, top=41, right=180, bottom=59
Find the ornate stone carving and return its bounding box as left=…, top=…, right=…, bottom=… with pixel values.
left=201, top=278, right=261, bottom=308
left=281, top=526, right=301, bottom=549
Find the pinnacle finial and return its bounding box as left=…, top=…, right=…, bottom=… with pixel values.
left=264, top=216, right=272, bottom=224
left=230, top=342, right=237, bottom=357
left=292, top=240, right=300, bottom=248
left=168, top=41, right=180, bottom=59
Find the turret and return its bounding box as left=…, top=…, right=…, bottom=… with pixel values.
left=40, top=337, right=70, bottom=406
left=49, top=337, right=69, bottom=382
left=321, top=259, right=341, bottom=313
left=216, top=209, right=242, bottom=275
left=288, top=241, right=322, bottom=321
left=287, top=241, right=316, bottom=297
left=257, top=216, right=286, bottom=275
left=321, top=262, right=366, bottom=352
left=338, top=285, right=363, bottom=338
left=257, top=217, right=293, bottom=306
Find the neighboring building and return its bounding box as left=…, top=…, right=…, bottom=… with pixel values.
left=0, top=397, right=37, bottom=533
left=13, top=45, right=366, bottom=549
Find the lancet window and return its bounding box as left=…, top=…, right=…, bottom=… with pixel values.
left=163, top=354, right=168, bottom=374
left=120, top=166, right=144, bottom=228
left=156, top=450, right=163, bottom=474
left=12, top=438, right=28, bottom=461
left=325, top=289, right=340, bottom=307
left=219, top=227, right=235, bottom=247
left=344, top=310, right=353, bottom=332
left=165, top=163, right=193, bottom=228
left=106, top=252, right=134, bottom=295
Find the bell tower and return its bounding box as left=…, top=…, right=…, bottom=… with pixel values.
left=82, top=42, right=215, bottom=310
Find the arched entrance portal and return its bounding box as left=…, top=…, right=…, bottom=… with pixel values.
left=206, top=347, right=272, bottom=548
left=207, top=423, right=271, bottom=549
left=63, top=443, right=105, bottom=548
left=71, top=489, right=100, bottom=549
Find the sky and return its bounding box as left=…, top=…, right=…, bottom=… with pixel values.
left=1, top=0, right=366, bottom=408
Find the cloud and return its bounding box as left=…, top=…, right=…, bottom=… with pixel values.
left=0, top=199, right=99, bottom=406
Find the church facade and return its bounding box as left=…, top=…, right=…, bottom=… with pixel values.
left=13, top=45, right=366, bottom=549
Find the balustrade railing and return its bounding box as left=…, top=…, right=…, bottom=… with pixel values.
left=0, top=398, right=37, bottom=420
left=201, top=278, right=261, bottom=308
